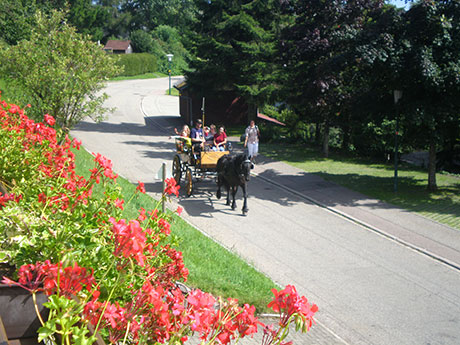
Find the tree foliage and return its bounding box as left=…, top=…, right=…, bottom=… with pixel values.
left=0, top=9, right=120, bottom=131
left=123, top=0, right=197, bottom=33
left=397, top=0, right=460, bottom=190
left=130, top=29, right=155, bottom=53
left=151, top=26, right=190, bottom=75
left=1, top=0, right=459, bottom=190
left=279, top=0, right=386, bottom=157
left=355, top=0, right=460, bottom=189
left=185, top=0, right=280, bottom=118
left=0, top=0, right=38, bottom=45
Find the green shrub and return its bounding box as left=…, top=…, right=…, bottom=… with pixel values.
left=113, top=53, right=158, bottom=76
left=130, top=30, right=154, bottom=53
left=0, top=10, right=119, bottom=130
left=151, top=25, right=190, bottom=75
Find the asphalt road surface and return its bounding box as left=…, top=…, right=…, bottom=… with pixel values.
left=71, top=78, right=460, bottom=345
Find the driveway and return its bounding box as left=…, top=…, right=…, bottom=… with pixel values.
left=71, top=78, right=460, bottom=345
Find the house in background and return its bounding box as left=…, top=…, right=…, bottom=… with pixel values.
left=103, top=40, right=132, bottom=54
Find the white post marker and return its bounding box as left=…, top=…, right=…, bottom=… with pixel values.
left=155, top=162, right=173, bottom=213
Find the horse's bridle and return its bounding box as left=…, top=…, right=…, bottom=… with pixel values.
left=239, top=159, right=253, bottom=178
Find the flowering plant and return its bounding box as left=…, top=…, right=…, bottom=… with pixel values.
left=0, top=99, right=317, bottom=345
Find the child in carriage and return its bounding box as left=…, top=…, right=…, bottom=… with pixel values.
left=171, top=124, right=191, bottom=151
left=174, top=125, right=190, bottom=138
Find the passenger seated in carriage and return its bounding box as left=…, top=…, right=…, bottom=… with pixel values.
left=191, top=119, right=205, bottom=153
left=174, top=125, right=190, bottom=138
left=171, top=125, right=191, bottom=152
left=212, top=126, right=228, bottom=151
left=204, top=124, right=217, bottom=151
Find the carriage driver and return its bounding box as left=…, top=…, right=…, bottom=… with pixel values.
left=191, top=119, right=205, bottom=153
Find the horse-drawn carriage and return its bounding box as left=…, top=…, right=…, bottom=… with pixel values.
left=172, top=137, right=230, bottom=196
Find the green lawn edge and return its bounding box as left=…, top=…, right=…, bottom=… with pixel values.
left=110, top=72, right=175, bottom=81
left=261, top=143, right=460, bottom=231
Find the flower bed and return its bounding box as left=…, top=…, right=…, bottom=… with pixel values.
left=0, top=98, right=317, bottom=345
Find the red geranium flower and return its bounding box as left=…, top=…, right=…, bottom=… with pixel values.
left=44, top=114, right=56, bottom=126
left=136, top=181, right=146, bottom=194
left=164, top=178, right=180, bottom=197
left=114, top=198, right=124, bottom=210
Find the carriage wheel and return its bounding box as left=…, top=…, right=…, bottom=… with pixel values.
left=185, top=168, right=193, bottom=197
left=172, top=155, right=182, bottom=185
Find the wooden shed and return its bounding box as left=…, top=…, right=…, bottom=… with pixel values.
left=175, top=80, right=249, bottom=127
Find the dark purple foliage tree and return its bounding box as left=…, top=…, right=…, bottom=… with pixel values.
left=279, top=0, right=385, bottom=157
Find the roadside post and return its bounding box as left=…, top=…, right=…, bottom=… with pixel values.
left=201, top=97, right=205, bottom=125
left=166, top=54, right=174, bottom=95
left=156, top=162, right=172, bottom=213
left=393, top=90, right=403, bottom=193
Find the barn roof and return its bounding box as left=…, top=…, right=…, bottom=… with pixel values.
left=174, top=79, right=188, bottom=91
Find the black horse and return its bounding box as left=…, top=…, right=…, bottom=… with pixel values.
left=216, top=153, right=254, bottom=215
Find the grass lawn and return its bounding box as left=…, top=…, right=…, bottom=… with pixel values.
left=226, top=125, right=247, bottom=137
left=165, top=87, right=179, bottom=96
left=72, top=145, right=278, bottom=313
left=109, top=73, right=181, bottom=96
left=261, top=143, right=460, bottom=231
left=111, top=72, right=167, bottom=81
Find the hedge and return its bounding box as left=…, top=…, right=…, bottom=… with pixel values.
left=113, top=53, right=158, bottom=76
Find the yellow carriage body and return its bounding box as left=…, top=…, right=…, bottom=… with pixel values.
left=172, top=137, right=230, bottom=197
left=200, top=151, right=229, bottom=169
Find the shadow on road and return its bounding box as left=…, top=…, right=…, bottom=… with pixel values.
left=159, top=177, right=251, bottom=217
left=74, top=115, right=185, bottom=137
left=254, top=153, right=460, bottom=222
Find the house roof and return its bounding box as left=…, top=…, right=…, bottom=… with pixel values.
left=257, top=112, right=286, bottom=126
left=104, top=40, right=131, bottom=51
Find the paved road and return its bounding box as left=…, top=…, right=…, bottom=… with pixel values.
left=71, top=78, right=460, bottom=345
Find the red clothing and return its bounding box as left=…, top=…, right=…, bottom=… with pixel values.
left=214, top=132, right=227, bottom=144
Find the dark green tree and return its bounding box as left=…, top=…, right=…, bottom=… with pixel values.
left=398, top=0, right=460, bottom=190
left=348, top=0, right=460, bottom=190
left=123, top=0, right=197, bottom=32
left=35, top=0, right=130, bottom=42
left=346, top=4, right=405, bottom=157
left=186, top=0, right=281, bottom=120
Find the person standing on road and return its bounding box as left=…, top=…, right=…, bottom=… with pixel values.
left=244, top=120, right=260, bottom=163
